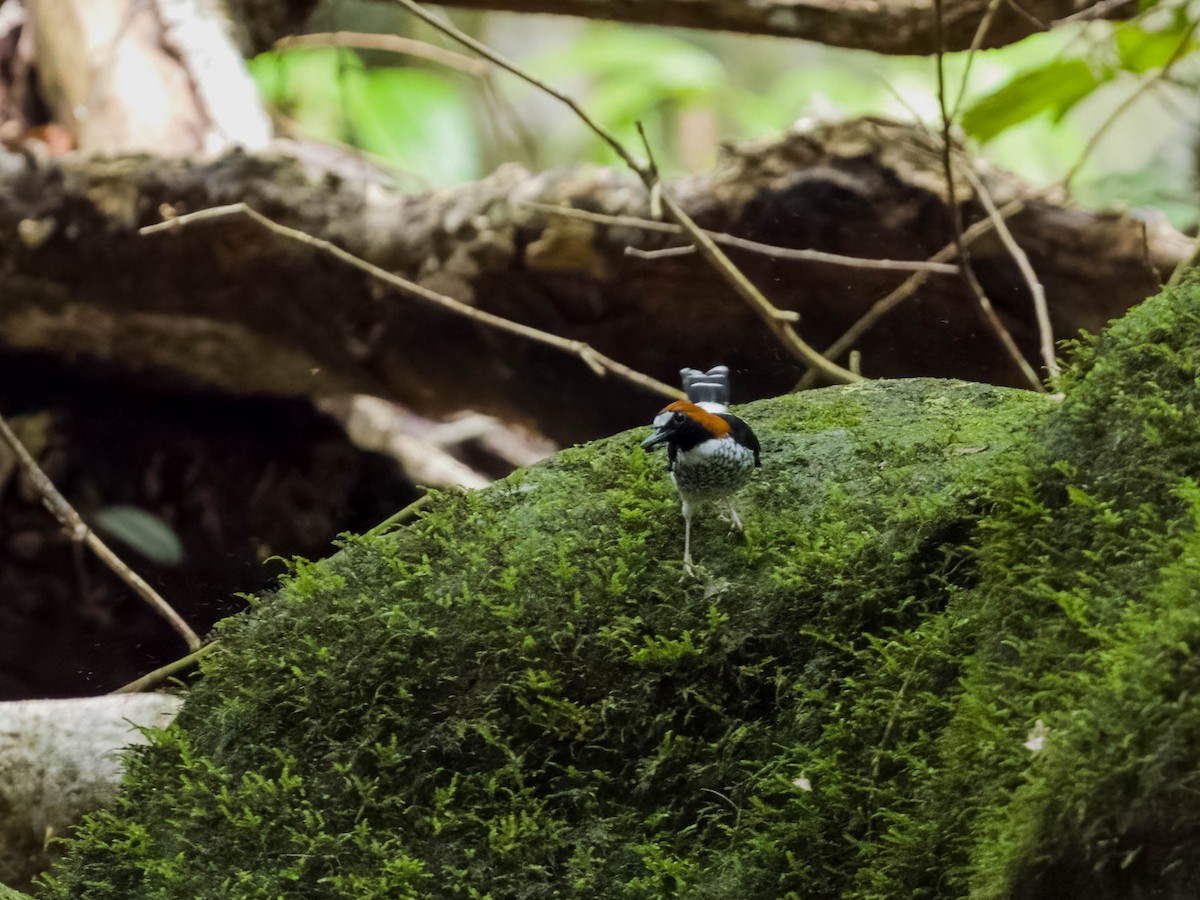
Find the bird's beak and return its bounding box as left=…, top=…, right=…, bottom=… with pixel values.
left=642, top=411, right=674, bottom=449
left=642, top=429, right=668, bottom=450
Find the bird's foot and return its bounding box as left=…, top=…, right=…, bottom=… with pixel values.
left=719, top=503, right=744, bottom=532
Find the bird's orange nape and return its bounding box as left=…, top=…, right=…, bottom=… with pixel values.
left=657, top=400, right=732, bottom=438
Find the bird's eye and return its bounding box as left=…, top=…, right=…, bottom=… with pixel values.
left=672, top=412, right=686, bottom=423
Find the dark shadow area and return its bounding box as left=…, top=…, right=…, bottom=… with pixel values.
left=0, top=351, right=418, bottom=699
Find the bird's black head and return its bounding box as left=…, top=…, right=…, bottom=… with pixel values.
left=641, top=401, right=728, bottom=453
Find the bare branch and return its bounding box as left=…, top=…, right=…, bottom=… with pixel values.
left=933, top=0, right=1044, bottom=391
left=1000, top=0, right=1050, bottom=30
left=960, top=167, right=1059, bottom=387
left=111, top=640, right=222, bottom=694
left=0, top=413, right=202, bottom=652
left=391, top=0, right=644, bottom=175
left=274, top=32, right=489, bottom=75
left=527, top=203, right=960, bottom=275
left=410, top=0, right=1122, bottom=54
left=625, top=245, right=694, bottom=260
left=795, top=200, right=1026, bottom=390
left=1054, top=0, right=1137, bottom=25
left=950, top=0, right=1006, bottom=118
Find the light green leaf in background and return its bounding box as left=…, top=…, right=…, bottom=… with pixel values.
left=747, top=65, right=896, bottom=132
left=529, top=26, right=726, bottom=162
left=346, top=67, right=480, bottom=187
left=1116, top=12, right=1198, bottom=73
left=250, top=49, right=481, bottom=188
left=532, top=27, right=725, bottom=98
left=962, top=58, right=1109, bottom=143
left=93, top=505, right=185, bottom=567
left=250, top=47, right=361, bottom=145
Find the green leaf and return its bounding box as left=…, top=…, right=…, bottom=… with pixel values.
left=248, top=48, right=362, bottom=145
left=531, top=27, right=724, bottom=107
left=92, top=505, right=185, bottom=566
left=961, top=59, right=1106, bottom=143
left=345, top=67, right=479, bottom=187
left=1116, top=16, right=1198, bottom=73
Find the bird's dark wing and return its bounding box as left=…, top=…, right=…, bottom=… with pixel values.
left=721, top=414, right=761, bottom=466
left=667, top=441, right=678, bottom=472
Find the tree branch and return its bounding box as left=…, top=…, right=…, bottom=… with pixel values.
left=0, top=120, right=1184, bottom=441
left=397, top=0, right=1132, bottom=54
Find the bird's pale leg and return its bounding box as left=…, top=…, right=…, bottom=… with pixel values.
left=726, top=500, right=744, bottom=532
left=681, top=499, right=694, bottom=572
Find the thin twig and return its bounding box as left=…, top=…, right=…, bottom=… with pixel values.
left=794, top=201, right=1025, bottom=390
left=274, top=32, right=488, bottom=75
left=950, top=0, right=1006, bottom=119
left=0, top=413, right=202, bottom=651
left=391, top=0, right=863, bottom=386
left=111, top=640, right=222, bottom=694
left=364, top=493, right=433, bottom=538
left=636, top=120, right=664, bottom=219
left=1001, top=0, right=1050, bottom=31
left=635, top=120, right=659, bottom=182
left=625, top=245, right=693, bottom=260
left=141, top=204, right=684, bottom=402
left=527, top=203, right=959, bottom=275
left=871, top=648, right=927, bottom=780
left=933, top=0, right=1044, bottom=392
left=1054, top=0, right=1137, bottom=25
left=1062, top=17, right=1200, bottom=191
left=960, top=166, right=1060, bottom=387
left=655, top=190, right=863, bottom=382
left=699, top=787, right=741, bottom=825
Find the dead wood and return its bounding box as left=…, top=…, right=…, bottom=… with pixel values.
left=0, top=118, right=1184, bottom=442
left=263, top=0, right=1129, bottom=54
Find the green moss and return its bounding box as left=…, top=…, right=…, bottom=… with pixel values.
left=938, top=281, right=1200, bottom=899
left=41, top=282, right=1200, bottom=899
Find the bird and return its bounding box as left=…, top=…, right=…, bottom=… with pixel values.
left=642, top=366, right=761, bottom=571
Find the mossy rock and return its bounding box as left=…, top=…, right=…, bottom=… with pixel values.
left=41, top=284, right=1200, bottom=898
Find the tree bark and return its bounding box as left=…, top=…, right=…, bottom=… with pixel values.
left=341, top=0, right=1123, bottom=54
left=0, top=118, right=1184, bottom=442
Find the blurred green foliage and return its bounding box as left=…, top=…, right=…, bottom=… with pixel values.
left=960, top=10, right=1199, bottom=144
left=251, top=48, right=479, bottom=187
left=249, top=5, right=1200, bottom=225
left=528, top=29, right=728, bottom=166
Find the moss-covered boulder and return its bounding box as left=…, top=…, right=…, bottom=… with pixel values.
left=42, top=283, right=1200, bottom=898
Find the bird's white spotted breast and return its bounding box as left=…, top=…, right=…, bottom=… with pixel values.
left=671, top=436, right=756, bottom=502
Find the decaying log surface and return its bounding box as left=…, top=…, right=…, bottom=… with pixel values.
left=0, top=118, right=1185, bottom=442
